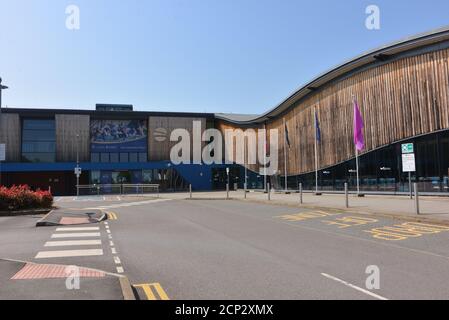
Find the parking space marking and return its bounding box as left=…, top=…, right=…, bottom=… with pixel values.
left=321, top=273, right=388, bottom=300
left=133, top=283, right=170, bottom=300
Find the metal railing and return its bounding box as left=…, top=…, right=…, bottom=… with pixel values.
left=76, top=184, right=159, bottom=196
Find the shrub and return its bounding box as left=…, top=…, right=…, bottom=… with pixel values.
left=0, top=185, right=53, bottom=211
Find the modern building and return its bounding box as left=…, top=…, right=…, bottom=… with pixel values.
left=2, top=27, right=449, bottom=195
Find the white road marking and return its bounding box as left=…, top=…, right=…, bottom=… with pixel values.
left=111, top=248, right=117, bottom=254
left=321, top=273, right=388, bottom=300
left=113, top=256, right=121, bottom=264
left=108, top=234, right=112, bottom=239
left=35, top=249, right=104, bottom=259
left=106, top=229, right=111, bottom=234
left=109, top=241, right=114, bottom=246
left=105, top=225, right=110, bottom=229
left=44, top=240, right=102, bottom=247
left=55, top=227, right=100, bottom=232
left=116, top=266, right=124, bottom=273
left=51, top=232, right=101, bottom=238
left=91, top=199, right=172, bottom=210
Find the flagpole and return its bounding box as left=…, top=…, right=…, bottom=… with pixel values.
left=264, top=122, right=267, bottom=192
left=283, top=118, right=288, bottom=192
left=314, top=109, right=319, bottom=194
left=356, top=147, right=360, bottom=195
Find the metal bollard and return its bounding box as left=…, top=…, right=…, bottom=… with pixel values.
left=299, top=183, right=303, bottom=204
left=226, top=183, right=229, bottom=200
left=344, top=183, right=349, bottom=208
left=244, top=183, right=247, bottom=199
left=267, top=183, right=271, bottom=201
left=189, top=184, right=192, bottom=199
left=414, top=183, right=420, bottom=215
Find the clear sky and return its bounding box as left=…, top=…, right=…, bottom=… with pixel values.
left=1, top=0, right=449, bottom=114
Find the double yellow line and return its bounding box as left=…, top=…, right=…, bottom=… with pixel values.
left=107, top=211, right=118, bottom=220
left=133, top=283, right=169, bottom=300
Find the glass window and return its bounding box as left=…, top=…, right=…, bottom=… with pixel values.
left=120, top=153, right=128, bottom=163
left=100, top=153, right=110, bottom=163
left=91, top=171, right=101, bottom=184
left=129, top=153, right=138, bottom=162
left=139, top=153, right=147, bottom=162
left=21, top=119, right=56, bottom=163
left=110, top=153, right=119, bottom=163
left=91, top=153, right=100, bottom=163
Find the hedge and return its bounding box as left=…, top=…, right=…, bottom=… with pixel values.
left=0, top=185, right=53, bottom=211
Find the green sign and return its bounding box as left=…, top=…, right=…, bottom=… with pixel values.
left=401, top=143, right=414, bottom=154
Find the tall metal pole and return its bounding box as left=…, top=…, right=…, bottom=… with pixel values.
left=264, top=122, right=267, bottom=192
left=283, top=118, right=288, bottom=192
left=314, top=108, right=319, bottom=194
left=0, top=78, right=9, bottom=188
left=76, top=134, right=80, bottom=197
left=244, top=135, right=247, bottom=192
left=355, top=148, right=360, bottom=195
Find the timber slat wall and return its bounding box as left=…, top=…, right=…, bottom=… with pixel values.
left=0, top=113, right=21, bottom=161
left=55, top=114, right=90, bottom=162
left=148, top=116, right=207, bottom=161
left=218, top=47, right=449, bottom=176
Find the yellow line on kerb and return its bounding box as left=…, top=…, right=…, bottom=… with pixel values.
left=107, top=212, right=118, bottom=220
left=133, top=283, right=169, bottom=300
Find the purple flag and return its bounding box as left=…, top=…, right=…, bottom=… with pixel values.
left=353, top=99, right=365, bottom=151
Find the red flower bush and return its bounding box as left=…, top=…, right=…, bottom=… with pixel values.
left=0, top=185, right=53, bottom=211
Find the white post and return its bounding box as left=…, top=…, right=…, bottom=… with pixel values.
left=345, top=182, right=349, bottom=208
left=267, top=183, right=271, bottom=201
left=414, top=183, right=420, bottom=215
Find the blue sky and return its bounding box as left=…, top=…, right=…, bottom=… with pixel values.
left=1, top=0, right=448, bottom=114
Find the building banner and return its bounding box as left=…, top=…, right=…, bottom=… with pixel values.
left=90, top=120, right=148, bottom=153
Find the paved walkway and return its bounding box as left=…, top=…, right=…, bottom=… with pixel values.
left=159, top=190, right=449, bottom=224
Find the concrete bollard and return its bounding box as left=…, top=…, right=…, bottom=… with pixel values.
left=189, top=184, right=192, bottom=199
left=414, top=183, right=420, bottom=215
left=244, top=183, right=247, bottom=199
left=344, top=183, right=349, bottom=208
left=299, top=183, right=303, bottom=204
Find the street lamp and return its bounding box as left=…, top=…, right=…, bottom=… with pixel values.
left=0, top=78, right=9, bottom=188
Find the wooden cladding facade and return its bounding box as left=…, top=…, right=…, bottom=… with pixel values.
left=0, top=113, right=21, bottom=162
left=55, top=114, right=90, bottom=162
left=148, top=116, right=207, bottom=161
left=218, top=47, right=449, bottom=176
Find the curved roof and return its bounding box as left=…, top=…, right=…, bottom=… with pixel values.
left=215, top=25, right=449, bottom=125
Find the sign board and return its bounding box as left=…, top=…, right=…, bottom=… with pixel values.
left=401, top=143, right=414, bottom=154
left=74, top=167, right=82, bottom=176
left=0, top=144, right=5, bottom=161
left=402, top=153, right=416, bottom=172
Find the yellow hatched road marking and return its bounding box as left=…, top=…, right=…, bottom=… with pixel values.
left=133, top=283, right=169, bottom=300
left=107, top=212, right=118, bottom=220
left=322, top=216, right=378, bottom=229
